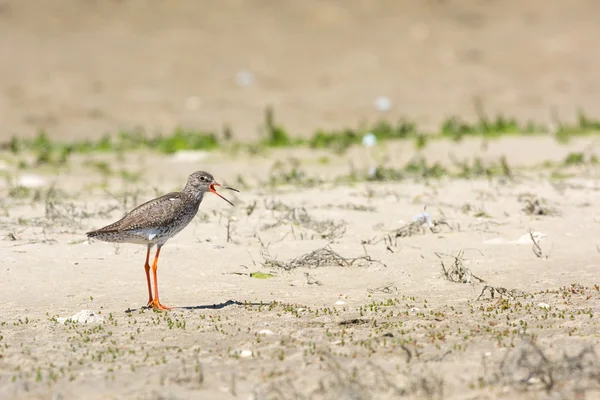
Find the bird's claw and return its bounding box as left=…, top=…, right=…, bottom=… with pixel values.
left=147, top=299, right=172, bottom=311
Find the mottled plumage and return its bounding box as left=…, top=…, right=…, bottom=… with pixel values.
left=87, top=191, right=203, bottom=245
left=86, top=171, right=239, bottom=310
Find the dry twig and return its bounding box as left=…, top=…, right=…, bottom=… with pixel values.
left=519, top=194, right=560, bottom=216
left=262, top=244, right=386, bottom=271
left=436, top=249, right=486, bottom=284
left=477, top=285, right=527, bottom=301
left=530, top=230, right=551, bottom=259
left=364, top=208, right=455, bottom=247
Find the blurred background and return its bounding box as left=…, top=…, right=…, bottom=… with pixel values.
left=0, top=0, right=598, bottom=141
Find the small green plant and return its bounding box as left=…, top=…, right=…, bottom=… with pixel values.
left=440, top=114, right=538, bottom=141
left=564, top=152, right=585, bottom=166
left=366, top=166, right=404, bottom=182
left=262, top=107, right=297, bottom=147
left=3, top=109, right=600, bottom=158
left=555, top=110, right=600, bottom=143
left=250, top=272, right=275, bottom=279
left=563, top=151, right=598, bottom=166
left=8, top=186, right=31, bottom=199
left=404, top=156, right=447, bottom=179
left=85, top=160, right=113, bottom=176
left=154, top=128, right=219, bottom=153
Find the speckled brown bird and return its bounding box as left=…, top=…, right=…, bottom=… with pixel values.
left=86, top=171, right=239, bottom=310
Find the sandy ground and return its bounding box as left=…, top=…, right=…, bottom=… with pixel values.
left=1, top=1, right=600, bottom=399
left=1, top=137, right=600, bottom=399
left=1, top=0, right=600, bottom=141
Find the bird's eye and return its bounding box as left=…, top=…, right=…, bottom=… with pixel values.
left=200, top=176, right=206, bottom=181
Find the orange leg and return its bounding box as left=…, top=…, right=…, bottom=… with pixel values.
left=144, top=246, right=153, bottom=306
left=148, top=246, right=171, bottom=311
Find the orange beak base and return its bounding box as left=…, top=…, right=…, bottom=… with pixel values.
left=209, top=183, right=236, bottom=206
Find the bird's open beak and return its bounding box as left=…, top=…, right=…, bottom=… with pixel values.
left=209, top=182, right=239, bottom=206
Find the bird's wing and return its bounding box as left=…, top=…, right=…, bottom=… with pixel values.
left=97, top=192, right=188, bottom=233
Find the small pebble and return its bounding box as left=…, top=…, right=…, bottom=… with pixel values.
left=335, top=300, right=345, bottom=305
left=374, top=96, right=392, bottom=112
left=362, top=132, right=377, bottom=147
left=236, top=70, right=255, bottom=87
left=239, top=350, right=253, bottom=358
left=258, top=329, right=274, bottom=336
left=17, top=174, right=46, bottom=188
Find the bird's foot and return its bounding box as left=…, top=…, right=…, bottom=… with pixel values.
left=147, top=298, right=172, bottom=311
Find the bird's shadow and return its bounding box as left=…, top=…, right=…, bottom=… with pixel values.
left=180, top=299, right=264, bottom=310
left=125, top=299, right=264, bottom=313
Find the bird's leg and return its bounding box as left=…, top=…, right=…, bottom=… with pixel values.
left=148, top=246, right=172, bottom=311
left=144, top=245, right=153, bottom=306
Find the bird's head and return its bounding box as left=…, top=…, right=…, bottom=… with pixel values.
left=186, top=171, right=239, bottom=206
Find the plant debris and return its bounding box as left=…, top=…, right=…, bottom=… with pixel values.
left=322, top=203, right=377, bottom=212
left=304, top=272, right=323, bottom=286
left=519, top=194, right=560, bottom=216
left=477, top=285, right=527, bottom=301
left=436, top=249, right=486, bottom=284
left=262, top=244, right=386, bottom=271
left=367, top=283, right=399, bottom=295
left=489, top=341, right=600, bottom=393
left=363, top=208, right=455, bottom=247
left=339, top=318, right=369, bottom=326
left=530, top=230, right=551, bottom=259
left=262, top=201, right=346, bottom=240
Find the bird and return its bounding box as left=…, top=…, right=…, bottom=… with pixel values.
left=86, top=170, right=239, bottom=310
